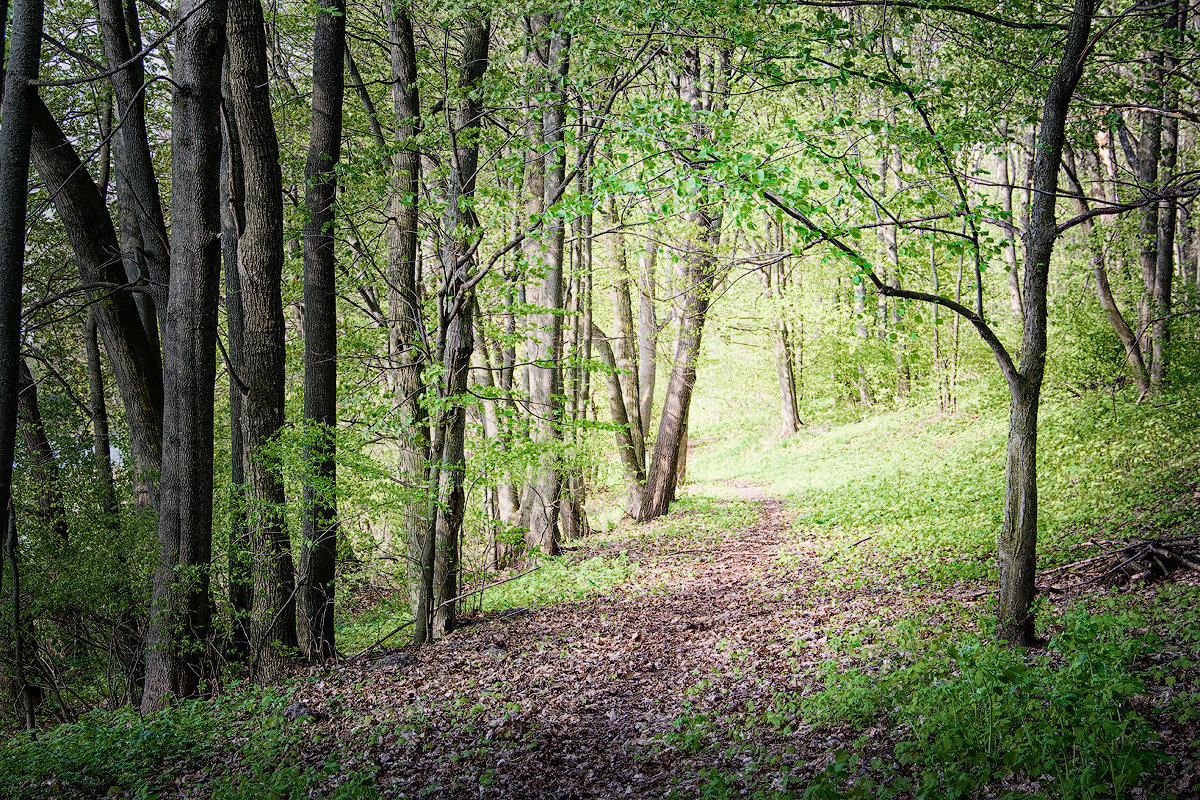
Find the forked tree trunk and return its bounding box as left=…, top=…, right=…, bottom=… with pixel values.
left=228, top=0, right=299, bottom=681
left=416, top=16, right=490, bottom=644
left=142, top=0, right=228, bottom=714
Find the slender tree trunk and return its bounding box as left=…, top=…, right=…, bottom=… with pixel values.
left=29, top=99, right=164, bottom=511
left=142, top=0, right=228, bottom=713
left=419, top=15, right=490, bottom=643
left=386, top=6, right=432, bottom=634
left=637, top=236, right=658, bottom=441
left=15, top=360, right=69, bottom=544
left=220, top=62, right=252, bottom=662
left=609, top=201, right=645, bottom=465
left=1151, top=0, right=1182, bottom=390
left=999, top=123, right=1024, bottom=319
left=98, top=0, right=171, bottom=326
left=85, top=312, right=119, bottom=520
left=297, top=0, right=344, bottom=664
left=996, top=0, right=1093, bottom=646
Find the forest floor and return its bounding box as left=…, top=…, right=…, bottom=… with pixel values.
left=254, top=477, right=1200, bottom=799
left=9, top=402, right=1200, bottom=799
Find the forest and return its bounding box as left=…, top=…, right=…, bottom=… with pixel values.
left=1, top=0, right=1200, bottom=794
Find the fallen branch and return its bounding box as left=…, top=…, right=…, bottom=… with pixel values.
left=350, top=565, right=542, bottom=660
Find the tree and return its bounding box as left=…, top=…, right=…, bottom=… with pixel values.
left=226, top=0, right=298, bottom=681
left=142, top=0, right=228, bottom=713
left=297, top=0, right=345, bottom=664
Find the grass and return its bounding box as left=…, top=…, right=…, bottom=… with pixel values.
left=675, top=386, right=1200, bottom=799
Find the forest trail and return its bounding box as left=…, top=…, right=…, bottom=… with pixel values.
left=287, top=482, right=859, bottom=799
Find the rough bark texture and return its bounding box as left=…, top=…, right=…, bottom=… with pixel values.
left=29, top=99, right=164, bottom=510
left=1151, top=0, right=1181, bottom=390
left=228, top=0, right=299, bottom=681
left=996, top=0, right=1094, bottom=647
left=298, top=0, right=344, bottom=664
left=385, top=7, right=431, bottom=631
left=141, top=0, right=228, bottom=714
left=220, top=64, right=251, bottom=662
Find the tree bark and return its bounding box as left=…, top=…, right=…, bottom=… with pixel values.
left=385, top=6, right=432, bottom=631
left=85, top=312, right=120, bottom=520
left=639, top=44, right=723, bottom=522
left=996, top=0, right=1094, bottom=647
left=29, top=98, right=164, bottom=511
left=524, top=15, right=569, bottom=556
left=0, top=0, right=44, bottom=565
left=637, top=236, right=658, bottom=441
left=98, top=0, right=171, bottom=327
left=418, top=15, right=490, bottom=643
left=141, top=0, right=228, bottom=714
left=1151, top=0, right=1182, bottom=390
left=220, top=62, right=251, bottom=662
left=297, top=0, right=344, bottom=664
left=227, top=0, right=299, bottom=681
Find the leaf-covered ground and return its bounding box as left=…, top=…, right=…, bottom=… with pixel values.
left=212, top=481, right=1199, bottom=798
left=9, top=402, right=1200, bottom=799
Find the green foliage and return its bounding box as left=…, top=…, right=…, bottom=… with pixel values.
left=0, top=686, right=379, bottom=799
left=802, top=611, right=1162, bottom=799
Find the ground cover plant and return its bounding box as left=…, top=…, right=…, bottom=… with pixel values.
left=3, top=385, right=1198, bottom=798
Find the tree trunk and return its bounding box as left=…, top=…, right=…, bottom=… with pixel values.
left=220, top=63, right=252, bottom=662
left=385, top=6, right=432, bottom=631
left=141, top=0, right=228, bottom=714
left=29, top=99, right=164, bottom=510
left=524, top=15, right=569, bottom=556
left=15, top=359, right=69, bottom=544
left=297, top=0, right=344, bottom=664
left=85, top=312, right=120, bottom=520
left=417, top=15, right=490, bottom=643
left=0, top=0, right=44, bottom=624
left=999, top=123, right=1023, bottom=319
left=639, top=45, right=723, bottom=522
left=996, top=0, right=1093, bottom=647
left=1151, top=0, right=1182, bottom=390
left=637, top=236, right=658, bottom=441
left=98, top=0, right=171, bottom=327
left=228, top=0, right=298, bottom=681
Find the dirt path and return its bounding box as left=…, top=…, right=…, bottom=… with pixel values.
left=291, top=483, right=841, bottom=799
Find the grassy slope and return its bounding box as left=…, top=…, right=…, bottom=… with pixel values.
left=4, top=390, right=1198, bottom=799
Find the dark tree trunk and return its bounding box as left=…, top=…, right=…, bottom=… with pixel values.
left=0, top=0, right=44, bottom=567
left=29, top=98, right=164, bottom=509
left=85, top=312, right=120, bottom=520
left=15, top=359, right=69, bottom=544
left=220, top=63, right=251, bottom=662
left=418, top=16, right=490, bottom=643
left=98, top=0, right=171, bottom=327
left=385, top=6, right=431, bottom=631
left=227, top=0, right=298, bottom=681
left=297, top=0, right=344, bottom=664
left=591, top=324, right=645, bottom=516
left=141, top=0, right=228, bottom=714
left=1151, top=0, right=1182, bottom=390
left=996, top=0, right=1094, bottom=647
